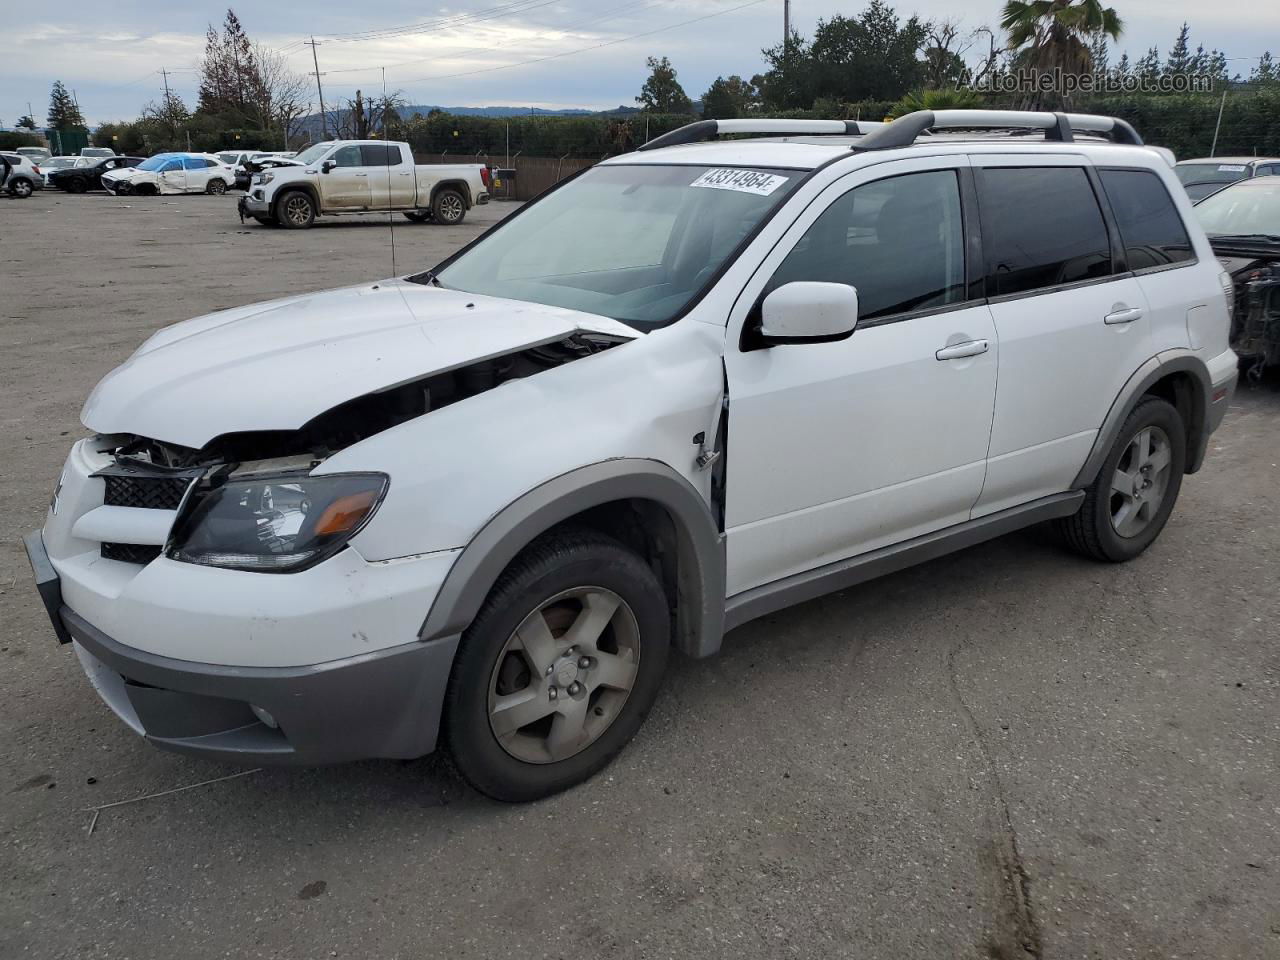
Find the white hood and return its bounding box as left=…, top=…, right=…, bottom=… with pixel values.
left=82, top=280, right=639, bottom=449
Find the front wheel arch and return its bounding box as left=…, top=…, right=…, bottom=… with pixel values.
left=419, top=460, right=725, bottom=660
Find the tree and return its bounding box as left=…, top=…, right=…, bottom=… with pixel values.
left=1113, top=51, right=1131, bottom=77
left=701, top=75, right=757, bottom=119
left=636, top=56, right=692, bottom=113
left=890, top=86, right=983, bottom=117
left=1135, top=46, right=1161, bottom=80
left=1001, top=0, right=1123, bottom=78
left=141, top=88, right=191, bottom=145
left=197, top=8, right=263, bottom=122
left=47, top=80, right=85, bottom=130
left=1087, top=32, right=1109, bottom=74
left=1164, top=22, right=1191, bottom=76
left=245, top=42, right=311, bottom=148
left=1252, top=52, right=1277, bottom=84
left=16, top=115, right=37, bottom=130
left=757, top=2, right=927, bottom=108
left=921, top=19, right=974, bottom=89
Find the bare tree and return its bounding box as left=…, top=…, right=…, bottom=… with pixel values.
left=922, top=19, right=1005, bottom=90
left=248, top=42, right=311, bottom=149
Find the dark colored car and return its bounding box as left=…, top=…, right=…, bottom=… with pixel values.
left=1195, top=176, right=1280, bottom=371
left=49, top=155, right=145, bottom=193
left=1176, top=156, right=1280, bottom=202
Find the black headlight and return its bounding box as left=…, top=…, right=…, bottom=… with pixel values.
left=167, top=471, right=388, bottom=573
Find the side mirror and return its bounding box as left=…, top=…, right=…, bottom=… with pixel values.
left=759, top=281, right=859, bottom=344
left=321, top=159, right=336, bottom=174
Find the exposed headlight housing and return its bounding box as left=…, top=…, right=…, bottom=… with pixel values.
left=167, top=471, right=388, bottom=573
left=254, top=172, right=274, bottom=185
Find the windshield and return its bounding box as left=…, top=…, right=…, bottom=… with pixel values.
left=1176, top=162, right=1248, bottom=187
left=431, top=164, right=801, bottom=330
left=136, top=155, right=175, bottom=172
left=1195, top=179, right=1280, bottom=238
left=294, top=142, right=333, bottom=165
left=217, top=152, right=241, bottom=165
left=47, top=157, right=77, bottom=169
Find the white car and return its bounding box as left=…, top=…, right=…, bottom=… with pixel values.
left=26, top=111, right=1238, bottom=801
left=2, top=153, right=44, bottom=197
left=101, top=153, right=236, bottom=196
left=81, top=146, right=117, bottom=158
left=40, top=155, right=88, bottom=185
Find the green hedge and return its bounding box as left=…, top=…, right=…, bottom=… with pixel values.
left=0, top=131, right=45, bottom=150
left=1077, top=90, right=1280, bottom=158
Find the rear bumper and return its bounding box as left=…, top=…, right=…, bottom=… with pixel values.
left=63, top=605, right=459, bottom=765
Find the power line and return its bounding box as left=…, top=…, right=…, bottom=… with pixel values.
left=306, top=36, right=329, bottom=138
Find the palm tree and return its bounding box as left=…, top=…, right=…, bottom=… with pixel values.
left=1001, top=0, right=1123, bottom=76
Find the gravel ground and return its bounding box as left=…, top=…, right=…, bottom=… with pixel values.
left=2, top=190, right=1278, bottom=960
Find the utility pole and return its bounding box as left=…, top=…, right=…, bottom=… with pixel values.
left=306, top=36, right=329, bottom=139
left=783, top=0, right=791, bottom=47
left=161, top=68, right=171, bottom=102
left=1210, top=84, right=1228, bottom=157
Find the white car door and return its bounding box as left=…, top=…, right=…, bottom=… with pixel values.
left=969, top=156, right=1153, bottom=516
left=319, top=144, right=373, bottom=209
left=156, top=158, right=186, bottom=193
left=723, top=156, right=998, bottom=596
left=182, top=156, right=212, bottom=192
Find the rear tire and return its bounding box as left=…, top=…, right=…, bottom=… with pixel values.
left=403, top=211, right=430, bottom=223
left=8, top=177, right=33, bottom=199
left=276, top=190, right=315, bottom=229
left=206, top=178, right=227, bottom=195
left=66, top=176, right=88, bottom=194
left=1057, top=396, right=1186, bottom=562
left=445, top=528, right=670, bottom=802
left=431, top=188, right=466, bottom=225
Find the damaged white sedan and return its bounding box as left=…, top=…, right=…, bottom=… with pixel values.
left=26, top=112, right=1236, bottom=801
left=102, top=153, right=236, bottom=196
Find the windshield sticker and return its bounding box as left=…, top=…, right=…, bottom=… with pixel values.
left=690, top=168, right=789, bottom=196
left=1217, top=164, right=1247, bottom=172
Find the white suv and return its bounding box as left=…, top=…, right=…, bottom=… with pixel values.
left=25, top=111, right=1238, bottom=800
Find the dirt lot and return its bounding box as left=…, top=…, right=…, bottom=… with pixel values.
left=2, top=190, right=1279, bottom=960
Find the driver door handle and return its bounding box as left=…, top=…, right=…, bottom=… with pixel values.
left=935, top=339, right=990, bottom=361
left=1104, top=306, right=1143, bottom=325
left=354, top=173, right=368, bottom=178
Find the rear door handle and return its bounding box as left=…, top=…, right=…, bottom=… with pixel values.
left=354, top=173, right=368, bottom=178
left=1104, top=306, right=1143, bottom=325
left=935, top=339, right=990, bottom=361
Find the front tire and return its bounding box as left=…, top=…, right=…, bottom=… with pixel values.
left=276, top=190, right=315, bottom=229
left=1058, top=396, right=1186, bottom=562
left=431, top=188, right=466, bottom=225
left=445, top=528, right=670, bottom=802
left=206, top=178, right=227, bottom=195
left=66, top=176, right=88, bottom=194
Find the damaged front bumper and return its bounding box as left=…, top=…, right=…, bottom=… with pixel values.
left=24, top=522, right=461, bottom=763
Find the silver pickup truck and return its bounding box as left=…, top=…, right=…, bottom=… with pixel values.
left=238, top=139, right=489, bottom=228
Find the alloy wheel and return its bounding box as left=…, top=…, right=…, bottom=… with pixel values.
left=1109, top=425, right=1173, bottom=538
left=439, top=192, right=464, bottom=222
left=284, top=195, right=311, bottom=226
left=487, top=586, right=641, bottom=764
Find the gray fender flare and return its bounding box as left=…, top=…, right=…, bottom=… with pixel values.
left=1072, top=349, right=1212, bottom=488
left=419, top=459, right=727, bottom=659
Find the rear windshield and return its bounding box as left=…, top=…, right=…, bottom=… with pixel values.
left=432, top=164, right=801, bottom=331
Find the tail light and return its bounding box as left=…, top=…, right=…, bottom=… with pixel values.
left=1218, top=270, right=1236, bottom=323
left=480, top=166, right=490, bottom=187
left=33, top=165, right=41, bottom=174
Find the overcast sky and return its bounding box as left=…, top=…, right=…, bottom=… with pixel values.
left=2, top=0, right=1277, bottom=126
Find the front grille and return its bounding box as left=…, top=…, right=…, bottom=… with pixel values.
left=101, top=542, right=163, bottom=565
left=103, top=474, right=191, bottom=511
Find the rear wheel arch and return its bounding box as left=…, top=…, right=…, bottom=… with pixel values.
left=430, top=179, right=471, bottom=208
left=420, top=460, right=726, bottom=660
left=1074, top=352, right=1211, bottom=488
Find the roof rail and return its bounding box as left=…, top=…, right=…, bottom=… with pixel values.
left=636, top=118, right=883, bottom=152
left=852, top=110, right=1143, bottom=151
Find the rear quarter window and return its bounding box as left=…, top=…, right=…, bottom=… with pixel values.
left=977, top=166, right=1113, bottom=297
left=1099, top=169, right=1195, bottom=271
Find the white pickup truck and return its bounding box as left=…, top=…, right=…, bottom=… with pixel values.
left=238, top=139, right=489, bottom=228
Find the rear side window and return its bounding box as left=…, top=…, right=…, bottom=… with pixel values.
left=978, top=167, right=1112, bottom=297
left=360, top=144, right=401, bottom=166
left=1099, top=169, right=1194, bottom=271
